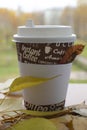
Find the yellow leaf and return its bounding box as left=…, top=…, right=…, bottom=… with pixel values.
left=21, top=108, right=69, bottom=117
left=9, top=75, right=58, bottom=93
left=7, top=118, right=57, bottom=130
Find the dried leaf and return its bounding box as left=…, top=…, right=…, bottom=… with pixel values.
left=0, top=122, right=4, bottom=130
left=64, top=119, right=74, bottom=130
left=51, top=117, right=68, bottom=130
left=0, top=79, right=14, bottom=93
left=70, top=101, right=87, bottom=117
left=0, top=97, right=71, bottom=117
left=59, top=44, right=85, bottom=64
left=0, top=98, right=23, bottom=116
left=73, top=108, right=87, bottom=117
left=73, top=116, right=87, bottom=130
left=70, top=101, right=87, bottom=109
left=6, top=118, right=57, bottom=130
left=1, top=98, right=87, bottom=130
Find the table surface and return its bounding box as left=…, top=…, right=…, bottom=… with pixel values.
left=65, top=83, right=87, bottom=107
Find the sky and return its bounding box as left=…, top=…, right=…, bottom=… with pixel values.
left=0, top=0, right=77, bottom=12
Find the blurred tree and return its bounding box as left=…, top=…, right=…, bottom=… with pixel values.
left=0, top=8, right=45, bottom=45
left=60, top=5, right=87, bottom=40
left=60, top=7, right=74, bottom=26
left=74, top=5, right=87, bottom=40
left=0, top=6, right=87, bottom=43
left=0, top=8, right=17, bottom=44
left=31, top=11, right=45, bottom=25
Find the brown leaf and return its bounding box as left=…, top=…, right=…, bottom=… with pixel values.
left=65, top=119, right=74, bottom=130
left=0, top=122, right=4, bottom=130
left=73, top=116, right=87, bottom=130
left=59, top=44, right=85, bottom=64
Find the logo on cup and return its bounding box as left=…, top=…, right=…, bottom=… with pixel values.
left=16, top=42, right=73, bottom=65
left=45, top=46, right=52, bottom=54
left=24, top=100, right=65, bottom=111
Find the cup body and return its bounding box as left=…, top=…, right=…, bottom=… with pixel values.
left=19, top=62, right=72, bottom=111
left=13, top=20, right=76, bottom=111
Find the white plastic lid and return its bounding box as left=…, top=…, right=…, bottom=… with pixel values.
left=13, top=20, right=76, bottom=43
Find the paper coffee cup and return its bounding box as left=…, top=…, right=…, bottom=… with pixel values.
left=13, top=20, right=76, bottom=111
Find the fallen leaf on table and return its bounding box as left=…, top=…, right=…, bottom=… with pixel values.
left=51, top=116, right=69, bottom=130
left=73, top=108, right=87, bottom=117
left=0, top=78, right=14, bottom=93
left=0, top=98, right=23, bottom=117
left=6, top=118, right=57, bottom=130
left=71, top=101, right=87, bottom=117
left=51, top=114, right=87, bottom=130
left=0, top=97, right=87, bottom=130
left=21, top=108, right=71, bottom=117
left=0, top=97, right=71, bottom=117
left=73, top=116, right=87, bottom=130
